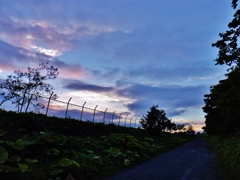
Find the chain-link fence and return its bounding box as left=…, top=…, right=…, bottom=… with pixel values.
left=40, top=92, right=140, bottom=128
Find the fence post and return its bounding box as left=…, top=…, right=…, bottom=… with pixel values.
left=130, top=116, right=133, bottom=127
left=46, top=92, right=54, bottom=116
left=111, top=111, right=115, bottom=124
left=124, top=114, right=129, bottom=127
left=80, top=102, right=86, bottom=120
left=65, top=97, right=72, bottom=118
left=118, top=113, right=122, bottom=126
left=92, top=105, right=98, bottom=122
left=103, top=108, right=108, bottom=124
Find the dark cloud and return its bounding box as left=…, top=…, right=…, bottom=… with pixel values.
left=168, top=109, right=188, bottom=117
left=125, top=100, right=150, bottom=116
left=0, top=40, right=24, bottom=64
left=126, top=102, right=147, bottom=112
left=125, top=99, right=189, bottom=118
left=116, top=82, right=208, bottom=115
left=64, top=79, right=114, bottom=93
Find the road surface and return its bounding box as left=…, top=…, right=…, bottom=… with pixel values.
left=108, top=139, right=219, bottom=180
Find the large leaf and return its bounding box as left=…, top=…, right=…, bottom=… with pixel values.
left=59, top=158, right=73, bottom=167
left=9, top=155, right=21, bottom=162
left=5, top=141, right=14, bottom=147
left=59, top=158, right=80, bottom=167
left=25, top=159, right=38, bottom=164
left=0, top=146, right=8, bottom=164
left=23, top=134, right=39, bottom=145
left=124, top=159, right=131, bottom=166
left=14, top=139, right=25, bottom=150
left=40, top=132, right=55, bottom=143
left=50, top=168, right=63, bottom=176
left=51, top=148, right=60, bottom=156
left=17, top=163, right=29, bottom=172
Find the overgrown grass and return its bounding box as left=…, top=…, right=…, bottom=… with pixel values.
left=0, top=109, right=194, bottom=180
left=207, top=133, right=240, bottom=180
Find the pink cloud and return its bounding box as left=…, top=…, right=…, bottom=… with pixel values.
left=58, top=66, right=84, bottom=79
left=0, top=17, right=73, bottom=54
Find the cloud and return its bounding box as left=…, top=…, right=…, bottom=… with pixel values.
left=117, top=83, right=206, bottom=104
left=0, top=40, right=83, bottom=79
left=123, top=63, right=220, bottom=85
left=50, top=59, right=84, bottom=79
left=168, top=109, right=188, bottom=117
left=125, top=100, right=188, bottom=118
left=116, top=82, right=208, bottom=117
left=32, top=46, right=63, bottom=57
left=64, top=79, right=114, bottom=93
left=0, top=0, right=233, bottom=127
left=0, top=40, right=39, bottom=70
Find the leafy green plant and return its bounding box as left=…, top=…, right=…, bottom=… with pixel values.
left=13, top=139, right=25, bottom=150
left=59, top=158, right=80, bottom=167
left=25, top=159, right=38, bottom=164
left=8, top=155, right=21, bottom=162
left=0, top=146, right=8, bottom=164
left=124, top=159, right=131, bottom=166
left=17, top=163, right=29, bottom=172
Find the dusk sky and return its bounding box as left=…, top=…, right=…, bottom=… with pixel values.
left=0, top=0, right=234, bottom=131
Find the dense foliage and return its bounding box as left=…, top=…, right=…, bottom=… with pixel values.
left=207, top=133, right=240, bottom=179
left=0, top=109, right=193, bottom=180
left=203, top=68, right=240, bottom=134
left=203, top=0, right=240, bottom=134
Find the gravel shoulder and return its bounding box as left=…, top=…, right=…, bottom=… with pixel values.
left=107, top=138, right=218, bottom=180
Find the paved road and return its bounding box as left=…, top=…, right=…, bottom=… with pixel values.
left=108, top=139, right=218, bottom=180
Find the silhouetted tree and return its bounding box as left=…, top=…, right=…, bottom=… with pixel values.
left=186, top=124, right=195, bottom=135
left=203, top=0, right=240, bottom=134
left=203, top=68, right=240, bottom=134
left=176, top=124, right=185, bottom=133
left=169, top=122, right=177, bottom=132
left=140, top=105, right=175, bottom=133
left=212, top=0, right=240, bottom=69
left=0, top=62, right=59, bottom=113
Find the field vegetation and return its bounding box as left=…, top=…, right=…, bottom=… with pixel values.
left=206, top=133, right=240, bottom=180
left=0, top=109, right=194, bottom=180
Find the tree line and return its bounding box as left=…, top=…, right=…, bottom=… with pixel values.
left=202, top=0, right=240, bottom=134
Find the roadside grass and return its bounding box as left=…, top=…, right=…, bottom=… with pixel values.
left=206, top=133, right=240, bottom=180
left=0, top=109, right=194, bottom=180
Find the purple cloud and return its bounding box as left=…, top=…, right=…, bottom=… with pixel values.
left=64, top=79, right=114, bottom=92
